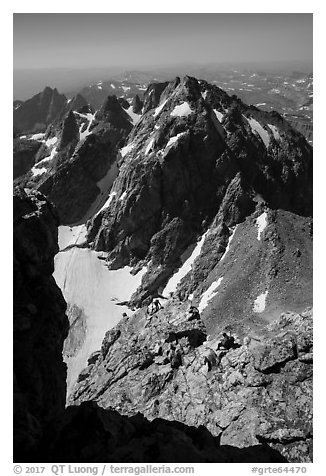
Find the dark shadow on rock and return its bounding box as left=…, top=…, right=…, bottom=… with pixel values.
left=21, top=402, right=288, bottom=464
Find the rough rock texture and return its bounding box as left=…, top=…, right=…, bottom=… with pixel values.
left=13, top=138, right=42, bottom=179
left=13, top=190, right=288, bottom=464
left=17, top=95, right=132, bottom=224
left=70, top=307, right=313, bottom=462
left=132, top=94, right=143, bottom=114
left=13, top=187, right=69, bottom=461
left=175, top=208, right=313, bottom=339
left=52, top=402, right=286, bottom=463
left=67, top=94, right=88, bottom=113
left=87, top=76, right=312, bottom=304
left=13, top=86, right=67, bottom=134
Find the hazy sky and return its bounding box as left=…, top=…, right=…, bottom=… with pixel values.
left=14, top=13, right=312, bottom=70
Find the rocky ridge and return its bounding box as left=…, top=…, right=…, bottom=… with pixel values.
left=70, top=303, right=313, bottom=463
left=13, top=86, right=67, bottom=134
left=86, top=76, right=312, bottom=305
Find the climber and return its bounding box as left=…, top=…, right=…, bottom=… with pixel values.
left=153, top=299, right=162, bottom=313
left=203, top=348, right=218, bottom=372
left=122, top=312, right=128, bottom=318
left=187, top=305, right=200, bottom=321
left=217, top=332, right=237, bottom=350
left=171, top=346, right=183, bottom=369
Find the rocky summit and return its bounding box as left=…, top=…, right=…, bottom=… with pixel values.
left=13, top=86, right=67, bottom=134
left=13, top=75, right=313, bottom=463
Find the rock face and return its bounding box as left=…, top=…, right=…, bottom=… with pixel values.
left=67, top=93, right=88, bottom=112
left=13, top=86, right=67, bottom=134
left=70, top=306, right=313, bottom=463
left=87, top=76, right=312, bottom=304
left=132, top=94, right=143, bottom=114
left=13, top=138, right=42, bottom=179
left=16, top=96, right=132, bottom=224
left=13, top=187, right=69, bottom=461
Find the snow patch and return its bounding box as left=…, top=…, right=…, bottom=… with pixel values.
left=97, top=191, right=117, bottom=214
left=153, top=99, right=168, bottom=118
left=30, top=133, right=45, bottom=141
left=110, top=83, right=116, bottom=89
left=268, top=124, right=281, bottom=141
left=220, top=226, right=237, bottom=261
left=256, top=212, right=268, bottom=240
left=79, top=113, right=95, bottom=142
left=119, top=191, right=127, bottom=201
left=163, top=230, right=209, bottom=297
left=170, top=102, right=193, bottom=117
left=255, top=103, right=267, bottom=107
left=145, top=138, right=155, bottom=155
left=38, top=147, right=57, bottom=165
left=244, top=116, right=270, bottom=148
left=253, top=291, right=268, bottom=313
left=31, top=166, right=47, bottom=177
left=122, top=86, right=131, bottom=92
left=166, top=132, right=186, bottom=148
left=126, top=106, right=141, bottom=125
left=201, top=91, right=208, bottom=100
left=45, top=136, right=58, bottom=147
left=120, top=142, right=134, bottom=158
left=213, top=109, right=224, bottom=122
left=198, top=277, right=223, bottom=313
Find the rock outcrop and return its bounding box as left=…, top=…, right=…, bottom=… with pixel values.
left=16, top=96, right=132, bottom=224
left=13, top=86, right=67, bottom=134
left=70, top=305, right=313, bottom=463
left=13, top=187, right=69, bottom=461
left=13, top=138, right=42, bottom=179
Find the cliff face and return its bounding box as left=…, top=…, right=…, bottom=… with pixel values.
left=87, top=77, right=312, bottom=300
left=13, top=86, right=67, bottom=134
left=13, top=187, right=69, bottom=461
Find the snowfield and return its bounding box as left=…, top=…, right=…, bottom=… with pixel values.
left=54, top=248, right=147, bottom=394
left=58, top=225, right=88, bottom=251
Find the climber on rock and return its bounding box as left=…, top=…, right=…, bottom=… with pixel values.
left=153, top=299, right=162, bottom=312
left=217, top=332, right=238, bottom=350
left=187, top=305, right=200, bottom=321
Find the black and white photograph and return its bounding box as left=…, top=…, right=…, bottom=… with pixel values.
left=11, top=7, right=316, bottom=469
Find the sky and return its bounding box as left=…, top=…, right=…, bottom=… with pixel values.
left=13, top=13, right=312, bottom=70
